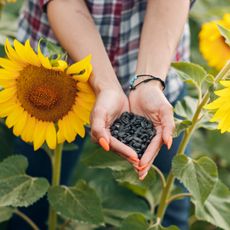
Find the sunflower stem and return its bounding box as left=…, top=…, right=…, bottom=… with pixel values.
left=155, top=61, right=230, bottom=224
left=15, top=209, right=40, bottom=230
left=48, top=144, right=63, bottom=230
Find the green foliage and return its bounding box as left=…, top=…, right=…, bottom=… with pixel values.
left=174, top=96, right=197, bottom=120
left=0, top=207, right=15, bottom=223
left=149, top=225, right=179, bottom=230
left=0, top=155, right=49, bottom=207
left=172, top=155, right=218, bottom=204
left=82, top=144, right=130, bottom=171
left=173, top=120, right=192, bottom=138
left=120, top=214, right=149, bottom=230
left=120, top=214, right=179, bottom=230
left=193, top=180, right=230, bottom=230
left=172, top=62, right=207, bottom=88
left=218, top=24, right=230, bottom=46
left=0, top=121, right=15, bottom=161
left=48, top=180, right=104, bottom=225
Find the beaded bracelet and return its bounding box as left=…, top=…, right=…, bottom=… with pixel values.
left=129, top=74, right=165, bottom=91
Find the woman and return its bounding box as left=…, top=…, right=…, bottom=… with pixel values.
left=10, top=0, right=195, bottom=229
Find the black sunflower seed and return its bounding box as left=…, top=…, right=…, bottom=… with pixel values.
left=110, top=112, right=157, bottom=159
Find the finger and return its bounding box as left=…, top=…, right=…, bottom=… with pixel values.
left=90, top=107, right=110, bottom=150
left=139, top=127, right=163, bottom=167
left=115, top=151, right=140, bottom=165
left=138, top=151, right=159, bottom=179
left=160, top=105, right=175, bottom=149
left=110, top=136, right=139, bottom=163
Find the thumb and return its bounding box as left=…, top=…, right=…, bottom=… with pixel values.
left=90, top=107, right=110, bottom=151
left=160, top=105, right=175, bottom=150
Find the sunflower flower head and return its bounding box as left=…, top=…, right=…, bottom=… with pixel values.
left=0, top=39, right=95, bottom=150
left=205, top=80, right=230, bottom=133
left=199, top=13, right=230, bottom=70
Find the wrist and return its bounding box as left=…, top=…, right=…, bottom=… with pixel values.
left=89, top=72, right=123, bottom=95
left=130, top=74, right=165, bottom=92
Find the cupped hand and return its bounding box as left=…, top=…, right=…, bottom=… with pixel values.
left=129, top=81, right=175, bottom=180
left=90, top=88, right=139, bottom=166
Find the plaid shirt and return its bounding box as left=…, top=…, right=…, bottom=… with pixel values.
left=17, top=0, right=195, bottom=103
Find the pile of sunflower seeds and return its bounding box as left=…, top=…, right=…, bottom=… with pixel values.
left=110, top=112, right=156, bottom=159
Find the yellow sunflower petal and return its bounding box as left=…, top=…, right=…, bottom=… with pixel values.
left=0, top=99, right=17, bottom=117
left=57, top=129, right=65, bottom=144
left=0, top=57, right=22, bottom=71
left=25, top=40, right=41, bottom=67
left=14, top=40, right=33, bottom=64
left=0, top=79, right=16, bottom=88
left=58, top=116, right=76, bottom=143
left=215, top=88, right=230, bottom=97
left=21, top=116, right=36, bottom=143
left=5, top=105, right=22, bottom=128
left=69, top=111, right=85, bottom=138
left=67, top=55, right=92, bottom=74
left=0, top=69, right=18, bottom=79
left=13, top=110, right=28, bottom=136
left=220, top=80, right=230, bottom=87
left=37, top=43, right=52, bottom=69
left=73, top=104, right=90, bottom=124
left=52, top=60, right=68, bottom=71
left=5, top=39, right=26, bottom=65
left=0, top=88, right=16, bottom=103
left=33, top=121, right=48, bottom=151
left=72, top=64, right=92, bottom=82
left=46, top=123, right=57, bottom=149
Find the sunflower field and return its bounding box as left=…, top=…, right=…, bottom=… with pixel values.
left=0, top=1, right=230, bottom=230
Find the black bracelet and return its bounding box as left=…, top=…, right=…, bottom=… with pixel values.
left=129, top=74, right=165, bottom=91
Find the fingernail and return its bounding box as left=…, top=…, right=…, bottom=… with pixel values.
left=167, top=137, right=173, bottom=150
left=99, top=137, right=110, bottom=151
left=139, top=172, right=148, bottom=181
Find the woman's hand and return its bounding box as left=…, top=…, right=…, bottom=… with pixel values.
left=90, top=88, right=139, bottom=166
left=129, top=81, right=175, bottom=180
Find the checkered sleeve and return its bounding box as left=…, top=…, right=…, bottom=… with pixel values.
left=39, top=0, right=52, bottom=10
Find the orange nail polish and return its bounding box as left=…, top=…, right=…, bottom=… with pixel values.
left=99, top=137, right=110, bottom=151
left=167, top=137, right=173, bottom=150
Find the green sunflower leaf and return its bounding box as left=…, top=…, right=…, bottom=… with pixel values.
left=120, top=214, right=179, bottom=230
left=174, top=96, right=198, bottom=120
left=0, top=155, right=49, bottom=207
left=149, top=225, right=179, bottom=230
left=193, top=180, right=230, bottom=230
left=172, top=155, right=218, bottom=204
left=48, top=180, right=104, bottom=225
left=173, top=119, right=192, bottom=138
left=218, top=24, right=230, bottom=46
left=120, top=214, right=148, bottom=230
left=81, top=142, right=130, bottom=171
left=0, top=207, right=15, bottom=223
left=172, top=62, right=207, bottom=87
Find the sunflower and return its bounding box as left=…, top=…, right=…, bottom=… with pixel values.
left=0, top=39, right=95, bottom=150
left=205, top=80, right=230, bottom=133
left=199, top=14, right=230, bottom=70
left=0, top=0, right=16, bottom=5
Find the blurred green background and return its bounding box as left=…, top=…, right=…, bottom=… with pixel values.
left=0, top=0, right=230, bottom=229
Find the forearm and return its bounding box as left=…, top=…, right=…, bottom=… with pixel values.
left=136, top=0, right=190, bottom=80
left=47, top=0, right=121, bottom=94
